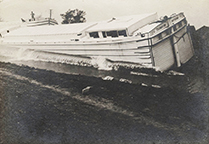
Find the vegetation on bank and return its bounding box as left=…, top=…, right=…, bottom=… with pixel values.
left=60, top=9, right=86, bottom=24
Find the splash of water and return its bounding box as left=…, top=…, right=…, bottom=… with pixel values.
left=90, top=56, right=112, bottom=71
left=0, top=45, right=117, bottom=72
left=0, top=45, right=92, bottom=67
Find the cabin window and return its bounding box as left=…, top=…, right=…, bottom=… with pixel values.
left=178, top=21, right=182, bottom=28
left=156, top=23, right=167, bottom=31
left=158, top=33, right=162, bottom=40
left=183, top=19, right=187, bottom=25
left=118, top=30, right=127, bottom=37
left=89, top=32, right=99, bottom=38
left=100, top=30, right=127, bottom=38
left=162, top=32, right=167, bottom=38
left=107, top=31, right=118, bottom=37
left=173, top=25, right=177, bottom=31
left=152, top=33, right=162, bottom=42
left=102, top=31, right=107, bottom=38
left=171, top=17, right=179, bottom=22
left=165, top=28, right=171, bottom=35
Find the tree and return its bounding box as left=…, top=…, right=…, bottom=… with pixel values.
left=60, top=9, right=86, bottom=24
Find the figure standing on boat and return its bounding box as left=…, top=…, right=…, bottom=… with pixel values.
left=30, top=11, right=35, bottom=21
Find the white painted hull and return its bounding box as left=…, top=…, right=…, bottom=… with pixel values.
left=0, top=13, right=194, bottom=71
left=1, top=37, right=152, bottom=66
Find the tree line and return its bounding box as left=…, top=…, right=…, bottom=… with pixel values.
left=60, top=9, right=86, bottom=24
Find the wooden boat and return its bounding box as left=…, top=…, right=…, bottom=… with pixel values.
left=0, top=12, right=194, bottom=71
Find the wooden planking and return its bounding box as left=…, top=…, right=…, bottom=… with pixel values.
left=6, top=38, right=152, bottom=65
left=177, top=33, right=194, bottom=64
left=7, top=41, right=139, bottom=50
left=102, top=56, right=152, bottom=64
left=136, top=40, right=149, bottom=47
left=8, top=39, right=151, bottom=53
left=39, top=49, right=152, bottom=64
left=41, top=49, right=151, bottom=58
left=152, top=38, right=175, bottom=71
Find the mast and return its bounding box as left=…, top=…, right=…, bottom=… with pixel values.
left=49, top=9, right=52, bottom=25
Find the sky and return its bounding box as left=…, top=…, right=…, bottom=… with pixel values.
left=0, top=0, right=208, bottom=29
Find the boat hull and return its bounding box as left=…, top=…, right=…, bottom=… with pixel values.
left=0, top=13, right=194, bottom=71
left=152, top=26, right=194, bottom=70
left=1, top=26, right=194, bottom=71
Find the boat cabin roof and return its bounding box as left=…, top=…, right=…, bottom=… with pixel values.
left=86, top=13, right=157, bottom=35
left=5, top=22, right=96, bottom=36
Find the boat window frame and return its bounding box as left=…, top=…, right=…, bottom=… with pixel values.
left=156, top=23, right=167, bottom=31
left=171, top=16, right=179, bottom=22
left=89, top=32, right=99, bottom=38
left=102, top=31, right=107, bottom=38
left=106, top=31, right=118, bottom=38
left=118, top=30, right=127, bottom=37
left=165, top=28, right=171, bottom=35
left=173, top=25, right=177, bottom=31
left=90, top=29, right=128, bottom=38
left=158, top=33, right=162, bottom=40
left=178, top=21, right=182, bottom=28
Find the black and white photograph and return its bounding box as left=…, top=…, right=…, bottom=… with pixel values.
left=0, top=0, right=208, bottom=143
